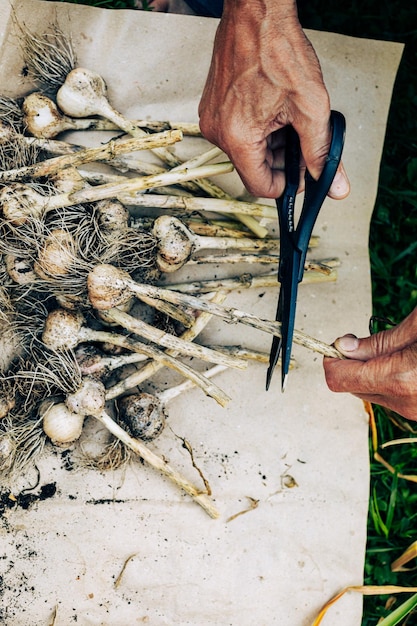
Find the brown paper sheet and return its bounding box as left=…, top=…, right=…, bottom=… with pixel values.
left=0, top=2, right=403, bottom=624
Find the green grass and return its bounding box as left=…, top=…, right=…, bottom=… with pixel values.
left=53, top=0, right=417, bottom=622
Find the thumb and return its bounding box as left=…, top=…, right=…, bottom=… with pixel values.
left=334, top=310, right=417, bottom=361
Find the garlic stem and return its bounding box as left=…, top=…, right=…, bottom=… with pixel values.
left=179, top=220, right=251, bottom=238
left=152, top=215, right=279, bottom=272
left=94, top=409, right=219, bottom=518
left=157, top=364, right=228, bottom=405
left=163, top=267, right=337, bottom=294
left=0, top=130, right=183, bottom=183
left=121, top=192, right=277, bottom=220
left=100, top=307, right=247, bottom=370
left=76, top=347, right=148, bottom=378
left=132, top=295, right=196, bottom=328
left=87, top=266, right=344, bottom=359
left=186, top=252, right=312, bottom=265
left=42, top=309, right=230, bottom=406
left=1, top=162, right=233, bottom=225
left=169, top=146, right=223, bottom=171
left=105, top=291, right=229, bottom=400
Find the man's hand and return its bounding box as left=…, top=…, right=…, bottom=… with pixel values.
left=323, top=307, right=417, bottom=420
left=198, top=0, right=350, bottom=199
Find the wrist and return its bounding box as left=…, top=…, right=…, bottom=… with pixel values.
left=222, top=0, right=298, bottom=19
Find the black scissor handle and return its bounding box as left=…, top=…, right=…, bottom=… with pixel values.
left=296, top=110, right=346, bottom=278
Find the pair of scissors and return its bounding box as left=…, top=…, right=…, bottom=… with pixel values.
left=266, top=110, right=346, bottom=391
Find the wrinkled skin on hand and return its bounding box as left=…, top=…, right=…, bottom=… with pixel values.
left=198, top=0, right=350, bottom=199
left=323, top=307, right=417, bottom=421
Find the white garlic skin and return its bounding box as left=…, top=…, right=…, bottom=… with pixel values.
left=41, top=401, right=84, bottom=447
left=118, top=393, right=167, bottom=441
left=23, top=92, right=73, bottom=139
left=56, top=67, right=111, bottom=119
left=152, top=215, right=193, bottom=273
left=65, top=377, right=106, bottom=417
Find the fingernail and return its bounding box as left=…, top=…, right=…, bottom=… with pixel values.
left=336, top=334, right=359, bottom=352
left=330, top=170, right=350, bottom=199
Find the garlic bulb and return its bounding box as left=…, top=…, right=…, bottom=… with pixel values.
left=42, top=308, right=85, bottom=351
left=5, top=254, right=37, bottom=285
left=22, top=92, right=93, bottom=139
left=87, top=264, right=132, bottom=310
left=34, top=229, right=76, bottom=279
left=56, top=67, right=117, bottom=120
left=41, top=400, right=84, bottom=447
left=118, top=393, right=167, bottom=441
left=65, top=377, right=106, bottom=417
left=0, top=183, right=45, bottom=225
left=95, top=199, right=129, bottom=232
left=152, top=214, right=193, bottom=273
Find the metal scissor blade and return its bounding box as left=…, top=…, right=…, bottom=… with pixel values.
left=265, top=291, right=283, bottom=390
left=279, top=252, right=300, bottom=391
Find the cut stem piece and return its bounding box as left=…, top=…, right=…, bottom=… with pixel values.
left=121, top=192, right=277, bottom=220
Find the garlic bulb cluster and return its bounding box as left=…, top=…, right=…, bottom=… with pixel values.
left=0, top=19, right=338, bottom=519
